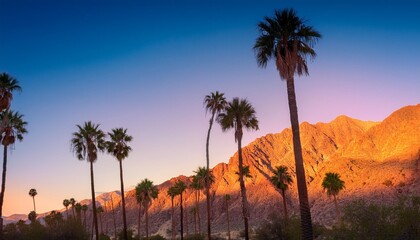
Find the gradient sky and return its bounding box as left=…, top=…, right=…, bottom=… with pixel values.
left=0, top=0, right=419, bottom=216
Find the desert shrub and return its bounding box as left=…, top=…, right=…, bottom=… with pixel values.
left=325, top=196, right=420, bottom=239
left=254, top=215, right=325, bottom=240
left=184, top=233, right=204, bottom=240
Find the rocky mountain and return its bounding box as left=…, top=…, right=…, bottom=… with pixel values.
left=10, top=104, right=420, bottom=238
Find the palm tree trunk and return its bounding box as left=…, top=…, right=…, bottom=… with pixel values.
left=171, top=199, right=175, bottom=240
left=146, top=206, right=149, bottom=239
left=180, top=193, right=184, bottom=240
left=226, top=198, right=231, bottom=240
left=90, top=161, right=99, bottom=240
left=196, top=190, right=201, bottom=234
left=119, top=160, right=128, bottom=240
left=286, top=77, right=313, bottom=240
left=281, top=189, right=288, bottom=220
left=0, top=145, right=8, bottom=240
left=32, top=196, right=36, bottom=213
left=185, top=202, right=189, bottom=237
left=237, top=137, right=250, bottom=240
left=66, top=207, right=69, bottom=219
left=333, top=195, right=340, bottom=224
left=138, top=204, right=141, bottom=239
left=205, top=113, right=215, bottom=240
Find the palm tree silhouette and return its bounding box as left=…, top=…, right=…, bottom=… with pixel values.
left=0, top=73, right=21, bottom=117
left=0, top=110, right=27, bottom=236
left=106, top=127, right=132, bottom=240
left=28, top=188, right=37, bottom=213
left=70, top=198, right=76, bottom=217
left=203, top=91, right=227, bottom=239
left=271, top=165, right=293, bottom=219
left=135, top=179, right=159, bottom=240
left=322, top=172, right=345, bottom=223
left=63, top=199, right=70, bottom=219
left=218, top=98, right=259, bottom=240
left=175, top=180, right=187, bottom=240
left=71, top=121, right=106, bottom=240
left=254, top=8, right=321, bottom=239
left=167, top=186, right=178, bottom=240
left=75, top=203, right=82, bottom=223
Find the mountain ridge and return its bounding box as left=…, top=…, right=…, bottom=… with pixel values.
left=6, top=104, right=420, bottom=238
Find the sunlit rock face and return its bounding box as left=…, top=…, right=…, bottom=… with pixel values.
left=43, top=104, right=420, bottom=236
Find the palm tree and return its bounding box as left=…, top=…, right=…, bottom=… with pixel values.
left=224, top=194, right=231, bottom=240
left=63, top=199, right=70, bottom=219
left=106, top=127, right=132, bottom=240
left=191, top=166, right=214, bottom=235
left=175, top=180, right=187, bottom=240
left=71, top=121, right=106, bottom=240
left=70, top=198, right=76, bottom=217
left=96, top=206, right=104, bottom=234
left=75, top=203, right=82, bottom=223
left=135, top=179, right=159, bottom=240
left=270, top=165, right=293, bottom=219
left=218, top=97, right=259, bottom=240
left=0, top=110, right=27, bottom=236
left=254, top=8, right=321, bottom=239
left=135, top=190, right=144, bottom=238
left=167, top=186, right=178, bottom=240
left=0, top=73, right=21, bottom=114
left=28, top=211, right=37, bottom=223
left=322, top=172, right=345, bottom=223
left=81, top=204, right=88, bottom=231
left=235, top=165, right=252, bottom=182
left=28, top=188, right=37, bottom=213
left=204, top=91, right=227, bottom=239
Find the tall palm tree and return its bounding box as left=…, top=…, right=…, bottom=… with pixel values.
left=224, top=194, right=231, bottom=240
left=174, top=180, right=187, bottom=240
left=70, top=198, right=76, bottom=217
left=28, top=188, right=37, bottom=213
left=63, top=199, right=70, bottom=219
left=203, top=91, right=227, bottom=239
left=106, top=127, right=132, bottom=240
left=189, top=177, right=202, bottom=235
left=167, top=186, right=178, bottom=240
left=71, top=121, right=106, bottom=240
left=0, top=110, right=27, bottom=236
left=322, top=172, right=345, bottom=223
left=270, top=165, right=293, bottom=219
left=0, top=73, right=21, bottom=114
left=254, top=8, right=321, bottom=239
left=218, top=98, right=259, bottom=240
left=135, top=178, right=159, bottom=240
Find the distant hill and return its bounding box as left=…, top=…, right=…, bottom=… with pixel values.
left=6, top=104, right=420, bottom=238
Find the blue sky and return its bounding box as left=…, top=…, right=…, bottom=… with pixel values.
left=0, top=0, right=419, bottom=216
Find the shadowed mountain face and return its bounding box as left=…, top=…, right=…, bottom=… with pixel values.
left=19, top=105, right=420, bottom=237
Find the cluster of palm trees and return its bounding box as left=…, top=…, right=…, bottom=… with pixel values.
left=135, top=178, right=159, bottom=239
left=0, top=73, right=27, bottom=240
left=269, top=165, right=346, bottom=222
left=71, top=124, right=133, bottom=240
